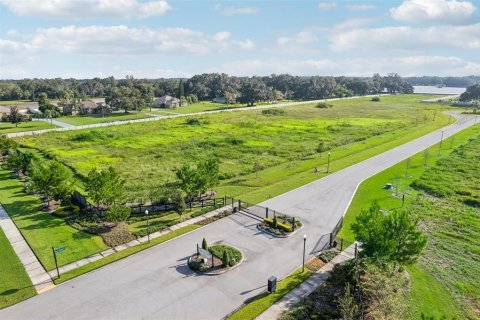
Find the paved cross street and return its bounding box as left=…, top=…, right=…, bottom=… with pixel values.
left=0, top=113, right=476, bottom=320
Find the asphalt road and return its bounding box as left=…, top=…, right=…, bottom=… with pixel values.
left=1, top=113, right=476, bottom=320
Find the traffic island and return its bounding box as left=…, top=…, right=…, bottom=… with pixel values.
left=257, top=216, right=303, bottom=238
left=188, top=241, right=243, bottom=275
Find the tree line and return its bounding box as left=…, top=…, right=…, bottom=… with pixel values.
left=404, top=75, right=480, bottom=88
left=0, top=73, right=413, bottom=104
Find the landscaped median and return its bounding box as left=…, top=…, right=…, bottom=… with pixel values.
left=188, top=240, right=243, bottom=275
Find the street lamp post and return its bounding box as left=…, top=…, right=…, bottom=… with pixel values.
left=439, top=130, right=444, bottom=155
left=145, top=209, right=150, bottom=243
left=326, top=152, right=331, bottom=174
left=302, top=234, right=307, bottom=272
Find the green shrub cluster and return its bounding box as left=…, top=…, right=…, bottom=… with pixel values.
left=315, top=102, right=332, bottom=108
left=264, top=217, right=292, bottom=232
left=262, top=108, right=285, bottom=116
left=371, top=96, right=381, bottom=102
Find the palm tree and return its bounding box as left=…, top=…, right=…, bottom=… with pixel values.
left=43, top=109, right=60, bottom=124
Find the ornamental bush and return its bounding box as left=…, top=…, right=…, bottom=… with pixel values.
left=202, top=238, right=208, bottom=250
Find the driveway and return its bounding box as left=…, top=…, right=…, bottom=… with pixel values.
left=0, top=114, right=476, bottom=320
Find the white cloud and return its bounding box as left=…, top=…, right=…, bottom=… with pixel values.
left=0, top=0, right=171, bottom=19
left=390, top=0, right=477, bottom=25
left=345, top=4, right=375, bottom=11
left=330, top=23, right=480, bottom=52
left=14, top=25, right=255, bottom=56
left=333, top=18, right=374, bottom=30
left=214, top=4, right=258, bottom=16
left=213, top=56, right=480, bottom=77
left=318, top=2, right=337, bottom=10
left=277, top=31, right=318, bottom=47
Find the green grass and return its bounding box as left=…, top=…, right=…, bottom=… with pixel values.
left=53, top=224, right=200, bottom=284
left=338, top=124, right=480, bottom=242
left=0, top=228, right=36, bottom=309
left=0, top=100, right=31, bottom=105
left=337, top=124, right=480, bottom=319
left=56, top=112, right=152, bottom=125
left=0, top=169, right=108, bottom=271
left=408, top=265, right=463, bottom=318
left=0, top=121, right=58, bottom=134
left=208, top=244, right=242, bottom=262
left=17, top=94, right=450, bottom=202
left=149, top=101, right=246, bottom=115
left=227, top=268, right=312, bottom=320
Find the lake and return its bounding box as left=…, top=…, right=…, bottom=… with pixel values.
left=414, top=86, right=466, bottom=95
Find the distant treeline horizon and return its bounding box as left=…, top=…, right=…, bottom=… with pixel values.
left=3, top=73, right=477, bottom=103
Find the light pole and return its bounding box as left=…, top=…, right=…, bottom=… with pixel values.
left=326, top=152, right=331, bottom=174
left=302, top=234, right=307, bottom=272
left=145, top=209, right=150, bottom=243
left=439, top=130, right=444, bottom=155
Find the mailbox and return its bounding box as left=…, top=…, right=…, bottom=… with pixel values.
left=267, top=276, right=277, bottom=293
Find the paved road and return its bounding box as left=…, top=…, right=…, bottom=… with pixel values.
left=33, top=118, right=76, bottom=128
left=6, top=95, right=385, bottom=138
left=1, top=113, right=476, bottom=320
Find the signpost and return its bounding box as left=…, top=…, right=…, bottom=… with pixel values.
left=52, top=246, right=65, bottom=279
left=197, top=244, right=214, bottom=268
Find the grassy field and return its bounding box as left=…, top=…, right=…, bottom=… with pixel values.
left=0, top=100, right=31, bottom=105
left=0, top=121, right=58, bottom=134
left=337, top=124, right=480, bottom=319
left=148, top=101, right=246, bottom=115
left=17, top=94, right=450, bottom=203
left=0, top=169, right=108, bottom=271
left=227, top=268, right=312, bottom=320
left=57, top=112, right=152, bottom=126
left=0, top=228, right=36, bottom=309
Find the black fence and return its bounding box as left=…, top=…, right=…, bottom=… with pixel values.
left=237, top=200, right=299, bottom=230
left=72, top=190, right=234, bottom=217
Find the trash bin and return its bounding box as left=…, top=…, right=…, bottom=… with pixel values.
left=268, top=276, right=277, bottom=293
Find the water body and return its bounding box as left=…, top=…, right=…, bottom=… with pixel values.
left=414, top=86, right=466, bottom=95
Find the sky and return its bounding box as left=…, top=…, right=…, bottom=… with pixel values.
left=0, top=0, right=479, bottom=79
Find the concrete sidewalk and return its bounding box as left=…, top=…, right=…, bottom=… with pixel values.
left=0, top=204, right=53, bottom=293
left=47, top=205, right=232, bottom=278
left=256, top=244, right=357, bottom=320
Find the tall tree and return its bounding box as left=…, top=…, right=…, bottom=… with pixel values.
left=351, top=201, right=427, bottom=266
left=8, top=106, right=24, bottom=127
left=29, top=161, right=74, bottom=205
left=85, top=167, right=125, bottom=206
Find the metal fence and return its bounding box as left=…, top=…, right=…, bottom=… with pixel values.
left=237, top=200, right=299, bottom=230
left=72, top=190, right=233, bottom=217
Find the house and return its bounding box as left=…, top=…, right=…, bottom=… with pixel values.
left=63, top=100, right=104, bottom=116
left=153, top=95, right=187, bottom=108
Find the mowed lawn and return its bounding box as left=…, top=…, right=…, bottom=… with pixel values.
left=0, top=169, right=107, bottom=271
left=0, top=228, right=36, bottom=309
left=338, top=124, right=480, bottom=319
left=57, top=112, right=152, bottom=126
left=17, top=94, right=450, bottom=203
left=0, top=121, right=58, bottom=134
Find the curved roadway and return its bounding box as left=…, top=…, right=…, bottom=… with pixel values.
left=0, top=113, right=477, bottom=320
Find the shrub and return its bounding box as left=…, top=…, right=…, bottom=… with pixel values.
left=262, top=109, right=285, bottom=116
left=316, top=102, right=332, bottom=108
left=371, top=96, right=381, bottom=102
left=222, top=250, right=230, bottom=267
left=202, top=238, right=208, bottom=250
left=186, top=118, right=202, bottom=125
left=263, top=217, right=292, bottom=233
left=106, top=205, right=130, bottom=222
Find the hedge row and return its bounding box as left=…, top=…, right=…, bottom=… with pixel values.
left=264, top=218, right=292, bottom=233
